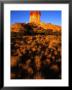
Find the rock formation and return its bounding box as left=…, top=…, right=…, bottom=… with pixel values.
left=30, top=11, right=41, bottom=24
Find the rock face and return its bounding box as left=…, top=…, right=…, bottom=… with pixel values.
left=30, top=11, right=41, bottom=24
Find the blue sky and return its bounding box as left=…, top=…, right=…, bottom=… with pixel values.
left=11, top=11, right=61, bottom=26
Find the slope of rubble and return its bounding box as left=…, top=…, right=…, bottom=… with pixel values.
left=11, top=23, right=61, bottom=79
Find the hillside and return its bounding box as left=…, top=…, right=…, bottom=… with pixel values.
left=11, top=23, right=61, bottom=35
left=11, top=22, right=61, bottom=79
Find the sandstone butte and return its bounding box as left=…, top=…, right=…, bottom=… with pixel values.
left=11, top=11, right=61, bottom=32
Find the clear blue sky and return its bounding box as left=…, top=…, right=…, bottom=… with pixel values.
left=11, top=11, right=61, bottom=26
